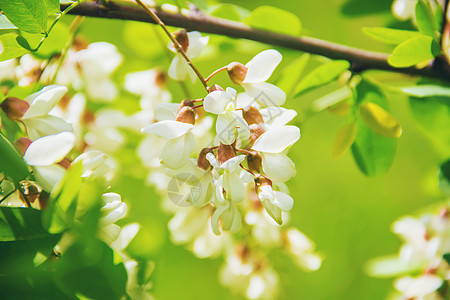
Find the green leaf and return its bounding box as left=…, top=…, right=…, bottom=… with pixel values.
left=0, top=0, right=47, bottom=34
left=0, top=207, right=50, bottom=241
left=415, top=0, right=438, bottom=39
left=209, top=4, right=250, bottom=21
left=295, top=60, right=350, bottom=95
left=275, top=53, right=310, bottom=98
left=244, top=6, right=301, bottom=36
left=0, top=133, right=30, bottom=183
left=44, top=0, right=60, bottom=14
left=0, top=33, right=29, bottom=61
left=388, top=35, right=441, bottom=68
left=438, top=159, right=450, bottom=196
left=399, top=85, right=450, bottom=99
left=362, top=27, right=422, bottom=44
left=122, top=21, right=164, bottom=59
left=351, top=81, right=397, bottom=176
left=34, top=22, right=69, bottom=58
left=333, top=122, right=357, bottom=160
left=43, top=162, right=83, bottom=233
left=359, top=102, right=402, bottom=138
left=409, top=96, right=450, bottom=153
left=0, top=14, right=18, bottom=30
left=311, top=86, right=353, bottom=111
left=444, top=253, right=450, bottom=264
left=55, top=240, right=127, bottom=300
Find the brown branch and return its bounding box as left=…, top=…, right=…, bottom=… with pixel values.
left=62, top=0, right=450, bottom=82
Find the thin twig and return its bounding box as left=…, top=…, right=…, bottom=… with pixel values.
left=205, top=66, right=227, bottom=82
left=62, top=1, right=450, bottom=82
left=134, top=0, right=209, bottom=91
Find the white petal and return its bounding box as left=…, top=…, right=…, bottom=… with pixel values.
left=124, top=69, right=157, bottom=95
left=231, top=111, right=250, bottom=141
left=221, top=155, right=246, bottom=172
left=24, top=132, right=75, bottom=166
left=216, top=114, right=236, bottom=145
left=168, top=54, right=197, bottom=83
left=211, top=203, right=229, bottom=235
left=260, top=107, right=297, bottom=126
left=273, top=191, right=294, bottom=211
left=141, top=120, right=193, bottom=139
left=252, top=126, right=300, bottom=153
left=225, top=87, right=237, bottom=99
left=186, top=32, right=209, bottom=58
left=110, top=223, right=140, bottom=251
left=244, top=49, right=282, bottom=83
left=33, top=165, right=66, bottom=192
left=204, top=91, right=233, bottom=114
left=154, top=103, right=179, bottom=121
left=223, top=172, right=245, bottom=203
left=77, top=42, right=122, bottom=77
left=243, top=82, right=286, bottom=107
left=261, top=153, right=296, bottom=182
left=86, top=79, right=118, bottom=102
left=101, top=202, right=127, bottom=224
left=395, top=275, right=443, bottom=298
left=221, top=203, right=241, bottom=232
left=161, top=132, right=195, bottom=169
left=23, top=115, right=73, bottom=140
left=235, top=93, right=255, bottom=109
left=23, top=85, right=68, bottom=119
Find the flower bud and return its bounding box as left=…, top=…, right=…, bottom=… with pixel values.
left=175, top=106, right=196, bottom=125
left=208, top=84, right=224, bottom=93
left=57, top=158, right=71, bottom=170
left=155, top=70, right=167, bottom=88
left=227, top=62, right=247, bottom=84
left=1, top=97, right=30, bottom=121
left=247, top=152, right=262, bottom=173
left=179, top=99, right=194, bottom=108
left=15, top=138, right=32, bottom=156
left=249, top=124, right=265, bottom=145
left=255, top=174, right=272, bottom=189
left=243, top=106, right=264, bottom=125
left=217, top=143, right=235, bottom=164
left=198, top=147, right=213, bottom=170
left=173, top=29, right=189, bottom=53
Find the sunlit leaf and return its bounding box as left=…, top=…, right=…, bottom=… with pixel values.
left=276, top=53, right=309, bottom=98
left=244, top=6, right=301, bottom=36
left=0, top=133, right=30, bottom=183
left=295, top=60, right=350, bottom=95
left=415, top=0, right=438, bottom=39
left=45, top=0, right=60, bottom=15
left=209, top=4, right=250, bottom=21
left=311, top=86, right=353, bottom=111
left=360, top=102, right=402, bottom=138
left=399, top=85, right=450, bottom=99
left=388, top=35, right=440, bottom=68
left=0, top=33, right=29, bottom=61
left=0, top=0, right=47, bottom=34
left=333, top=122, right=357, bottom=159
left=362, top=27, right=421, bottom=44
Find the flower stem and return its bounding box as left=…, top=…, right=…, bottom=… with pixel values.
left=134, top=0, right=209, bottom=91
left=205, top=66, right=228, bottom=83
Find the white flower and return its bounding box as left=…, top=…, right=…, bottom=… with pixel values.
left=141, top=120, right=195, bottom=170
left=231, top=50, right=286, bottom=107
left=98, top=192, right=128, bottom=244
left=0, top=59, right=16, bottom=82
left=204, top=87, right=251, bottom=145
left=168, top=31, right=209, bottom=82
left=73, top=150, right=116, bottom=183
left=394, top=274, right=443, bottom=299
left=21, top=85, right=72, bottom=140
left=257, top=184, right=293, bottom=225
left=252, top=125, right=300, bottom=182
left=23, top=132, right=75, bottom=192
left=124, top=69, right=171, bottom=110
left=284, top=228, right=322, bottom=271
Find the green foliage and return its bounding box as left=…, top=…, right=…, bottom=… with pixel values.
left=438, top=159, right=450, bottom=196
left=0, top=133, right=30, bottom=184
left=0, top=206, right=51, bottom=241
left=399, top=84, right=450, bottom=99
left=311, top=86, right=353, bottom=112
left=208, top=3, right=250, bottom=21
left=351, top=80, right=397, bottom=176
left=55, top=240, right=127, bottom=300
left=244, top=6, right=301, bottom=36
left=275, top=53, right=309, bottom=98
left=0, top=14, right=18, bottom=30
left=388, top=35, right=441, bottom=67
left=362, top=27, right=421, bottom=45
left=295, top=60, right=350, bottom=96
left=365, top=255, right=423, bottom=277
left=415, top=0, right=438, bottom=40
left=0, top=0, right=48, bottom=34
left=0, top=33, right=29, bottom=61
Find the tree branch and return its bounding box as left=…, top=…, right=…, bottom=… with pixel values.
left=62, top=0, right=450, bottom=82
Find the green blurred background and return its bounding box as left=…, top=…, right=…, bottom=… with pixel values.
left=65, top=0, right=448, bottom=298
